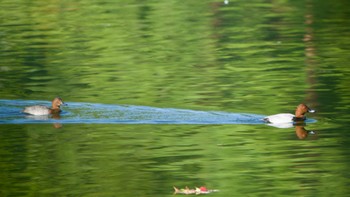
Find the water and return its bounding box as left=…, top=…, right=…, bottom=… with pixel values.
left=0, top=99, right=267, bottom=124
left=1, top=0, right=350, bottom=196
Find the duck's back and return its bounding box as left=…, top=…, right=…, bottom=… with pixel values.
left=264, top=113, right=294, bottom=124
left=23, top=105, right=50, bottom=115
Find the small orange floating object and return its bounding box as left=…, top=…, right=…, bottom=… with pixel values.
left=199, top=186, right=207, bottom=191
left=173, top=186, right=218, bottom=195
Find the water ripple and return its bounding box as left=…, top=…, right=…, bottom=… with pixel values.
left=0, top=99, right=266, bottom=124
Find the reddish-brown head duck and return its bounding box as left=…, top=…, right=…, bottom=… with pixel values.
left=23, top=97, right=66, bottom=115
left=264, top=103, right=315, bottom=124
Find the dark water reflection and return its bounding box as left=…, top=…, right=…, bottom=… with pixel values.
left=0, top=122, right=348, bottom=196
left=1, top=0, right=350, bottom=196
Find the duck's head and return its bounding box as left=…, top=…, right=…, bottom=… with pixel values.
left=295, top=103, right=315, bottom=118
left=52, top=97, right=66, bottom=109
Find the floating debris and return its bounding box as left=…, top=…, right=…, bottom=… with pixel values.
left=173, top=186, right=219, bottom=195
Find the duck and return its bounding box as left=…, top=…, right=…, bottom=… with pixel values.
left=263, top=103, right=315, bottom=124
left=23, top=97, right=66, bottom=115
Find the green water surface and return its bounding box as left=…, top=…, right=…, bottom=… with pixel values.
left=1, top=0, right=350, bottom=196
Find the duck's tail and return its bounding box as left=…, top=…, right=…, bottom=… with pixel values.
left=262, top=117, right=270, bottom=123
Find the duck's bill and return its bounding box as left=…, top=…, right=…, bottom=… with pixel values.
left=308, top=109, right=315, bottom=113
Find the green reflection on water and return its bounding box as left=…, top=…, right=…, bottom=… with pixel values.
left=0, top=123, right=348, bottom=196
left=0, top=0, right=350, bottom=196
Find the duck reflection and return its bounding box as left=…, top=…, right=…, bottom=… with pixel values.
left=294, top=125, right=316, bottom=139
left=266, top=122, right=316, bottom=139
left=25, top=113, right=62, bottom=128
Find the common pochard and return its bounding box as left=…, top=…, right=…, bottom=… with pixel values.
left=23, top=97, right=66, bottom=115
left=263, top=103, right=315, bottom=124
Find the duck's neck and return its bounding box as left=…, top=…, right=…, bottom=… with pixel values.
left=293, top=116, right=306, bottom=121
left=50, top=108, right=61, bottom=114
left=295, top=110, right=306, bottom=119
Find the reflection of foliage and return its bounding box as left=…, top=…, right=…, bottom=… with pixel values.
left=0, top=1, right=349, bottom=195
left=0, top=122, right=346, bottom=196
left=0, top=0, right=349, bottom=115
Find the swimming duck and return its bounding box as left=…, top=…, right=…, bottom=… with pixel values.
left=263, top=103, right=315, bottom=124
left=23, top=97, right=66, bottom=115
